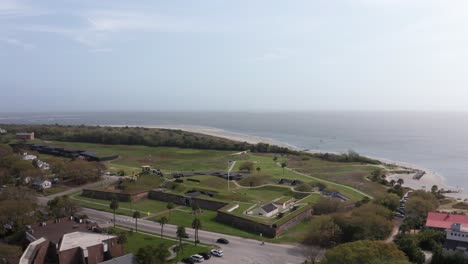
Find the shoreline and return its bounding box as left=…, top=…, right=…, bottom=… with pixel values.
left=105, top=124, right=467, bottom=201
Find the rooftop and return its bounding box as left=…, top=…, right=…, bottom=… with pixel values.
left=261, top=203, right=278, bottom=213
left=426, top=212, right=468, bottom=229
left=59, top=231, right=116, bottom=252
left=27, top=218, right=98, bottom=244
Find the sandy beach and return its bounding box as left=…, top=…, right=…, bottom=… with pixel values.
left=108, top=124, right=468, bottom=201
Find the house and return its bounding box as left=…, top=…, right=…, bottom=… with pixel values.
left=250, top=203, right=279, bottom=217
left=36, top=160, right=50, bottom=170
left=32, top=180, right=52, bottom=190
left=16, top=132, right=35, bottom=140
left=141, top=165, right=151, bottom=174
left=425, top=212, right=468, bottom=230
left=23, top=153, right=38, bottom=161
left=0, top=128, right=6, bottom=134
left=21, top=218, right=124, bottom=264
left=444, top=223, right=468, bottom=254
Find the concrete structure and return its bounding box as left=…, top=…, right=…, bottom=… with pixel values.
left=250, top=203, right=279, bottom=217
left=141, top=165, right=151, bottom=174
left=444, top=223, right=468, bottom=254
left=425, top=212, right=468, bottom=230
left=99, top=254, right=138, bottom=264
left=16, top=132, right=35, bottom=140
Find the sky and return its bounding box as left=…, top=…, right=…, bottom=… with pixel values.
left=0, top=0, right=467, bottom=112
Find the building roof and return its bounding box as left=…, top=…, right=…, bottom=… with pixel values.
left=59, top=231, right=116, bottom=252
left=19, top=237, right=48, bottom=264
left=261, top=203, right=278, bottom=213
left=27, top=218, right=98, bottom=244
left=99, top=253, right=138, bottom=264
left=426, top=212, right=468, bottom=229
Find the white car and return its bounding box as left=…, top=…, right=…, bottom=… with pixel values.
left=190, top=254, right=204, bottom=262
left=210, top=249, right=223, bottom=257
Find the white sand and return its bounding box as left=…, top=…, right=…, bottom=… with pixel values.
left=106, top=124, right=468, bottom=200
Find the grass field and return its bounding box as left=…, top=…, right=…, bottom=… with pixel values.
left=119, top=228, right=211, bottom=264
left=71, top=192, right=170, bottom=216
left=93, top=174, right=165, bottom=194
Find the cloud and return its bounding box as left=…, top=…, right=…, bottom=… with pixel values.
left=248, top=49, right=295, bottom=62
left=0, top=37, right=34, bottom=50
left=0, top=0, right=47, bottom=19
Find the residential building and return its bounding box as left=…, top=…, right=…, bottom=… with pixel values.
left=23, top=153, right=38, bottom=160
left=16, top=132, right=35, bottom=140
left=31, top=179, right=52, bottom=190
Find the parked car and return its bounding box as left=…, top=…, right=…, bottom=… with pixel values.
left=394, top=213, right=404, bottom=218
left=211, top=249, right=224, bottom=257
left=181, top=233, right=190, bottom=238
left=216, top=238, right=229, bottom=244
left=190, top=254, right=204, bottom=262
left=198, top=252, right=211, bottom=260
left=182, top=258, right=195, bottom=264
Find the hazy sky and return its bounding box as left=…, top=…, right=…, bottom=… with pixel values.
left=1, top=0, right=467, bottom=112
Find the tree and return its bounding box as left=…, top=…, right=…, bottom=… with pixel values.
left=313, top=197, right=341, bottom=215
left=136, top=244, right=169, bottom=264
left=374, top=193, right=400, bottom=211
left=405, top=190, right=439, bottom=227
left=273, top=156, right=278, bottom=162
left=166, top=202, right=175, bottom=219
left=303, top=215, right=342, bottom=248
left=431, top=185, right=438, bottom=194
left=110, top=199, right=119, bottom=227
left=176, top=226, right=187, bottom=254
left=48, top=195, right=79, bottom=218
left=158, top=216, right=168, bottom=238
left=397, top=178, right=404, bottom=186
left=239, top=161, right=254, bottom=172
left=394, top=234, right=425, bottom=264
left=281, top=162, right=287, bottom=176
left=256, top=167, right=261, bottom=174
left=133, top=211, right=141, bottom=232
left=192, top=218, right=202, bottom=245
left=321, top=240, right=411, bottom=264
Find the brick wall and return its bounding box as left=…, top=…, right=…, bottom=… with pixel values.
left=148, top=190, right=228, bottom=210
left=86, top=244, right=104, bottom=264
left=58, top=247, right=85, bottom=264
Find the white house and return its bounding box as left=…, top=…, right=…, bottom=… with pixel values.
left=250, top=203, right=279, bottom=218
left=32, top=180, right=52, bottom=190
left=445, top=223, right=468, bottom=254
left=23, top=153, right=37, bottom=161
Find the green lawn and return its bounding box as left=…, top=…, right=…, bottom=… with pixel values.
left=47, top=141, right=236, bottom=172
left=150, top=209, right=268, bottom=239
left=93, top=174, right=165, bottom=194
left=71, top=192, right=170, bottom=216
left=120, top=228, right=211, bottom=264
left=42, top=185, right=70, bottom=196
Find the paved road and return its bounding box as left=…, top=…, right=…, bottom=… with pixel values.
left=83, top=208, right=306, bottom=264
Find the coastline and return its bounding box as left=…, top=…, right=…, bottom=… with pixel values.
left=106, top=124, right=467, bottom=201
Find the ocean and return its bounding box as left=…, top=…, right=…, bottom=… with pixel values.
left=1, top=111, right=467, bottom=189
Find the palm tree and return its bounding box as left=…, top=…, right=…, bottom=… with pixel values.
left=281, top=162, right=287, bottom=176
left=133, top=211, right=141, bottom=232
left=166, top=202, right=175, bottom=219
left=397, top=178, right=404, bottom=186
left=191, top=218, right=202, bottom=245
left=176, top=226, right=186, bottom=254
left=109, top=199, right=119, bottom=227
left=256, top=167, right=261, bottom=174
left=158, top=216, right=168, bottom=238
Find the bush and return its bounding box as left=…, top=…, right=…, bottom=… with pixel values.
left=313, top=197, right=341, bottom=215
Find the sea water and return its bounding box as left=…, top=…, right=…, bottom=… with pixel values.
left=1, top=111, right=467, bottom=189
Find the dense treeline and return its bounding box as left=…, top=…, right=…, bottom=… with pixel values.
left=309, top=150, right=381, bottom=165
left=1, top=124, right=295, bottom=153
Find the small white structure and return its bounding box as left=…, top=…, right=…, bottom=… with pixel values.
left=36, top=160, right=50, bottom=170
left=250, top=203, right=279, bottom=217
left=0, top=128, right=6, bottom=134
left=23, top=153, right=37, bottom=161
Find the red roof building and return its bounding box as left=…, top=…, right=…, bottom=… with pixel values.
left=425, top=212, right=468, bottom=229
